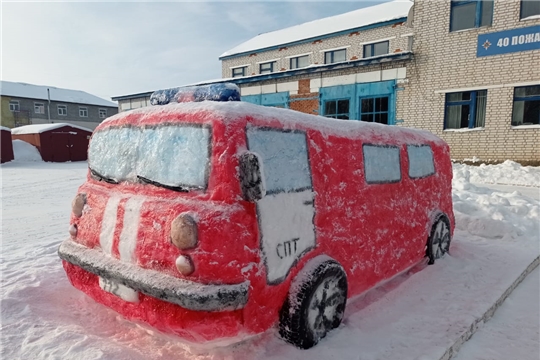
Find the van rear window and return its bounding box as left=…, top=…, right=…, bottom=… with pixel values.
left=407, top=145, right=435, bottom=179
left=363, top=145, right=401, bottom=184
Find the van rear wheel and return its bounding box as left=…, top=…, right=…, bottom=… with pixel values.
left=279, top=258, right=347, bottom=349
left=427, top=216, right=451, bottom=265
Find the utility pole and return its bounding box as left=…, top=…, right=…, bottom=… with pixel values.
left=47, top=88, right=51, bottom=123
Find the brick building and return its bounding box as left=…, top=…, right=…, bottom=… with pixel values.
left=399, top=0, right=539, bottom=163
left=112, top=0, right=539, bottom=163
left=1, top=81, right=118, bottom=130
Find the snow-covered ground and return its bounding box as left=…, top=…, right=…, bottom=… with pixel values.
left=1, top=157, right=538, bottom=359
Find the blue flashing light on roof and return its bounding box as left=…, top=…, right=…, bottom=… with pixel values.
left=150, top=83, right=241, bottom=105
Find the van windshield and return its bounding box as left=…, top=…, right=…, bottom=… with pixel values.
left=88, top=125, right=211, bottom=190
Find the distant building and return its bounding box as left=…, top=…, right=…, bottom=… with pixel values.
left=0, top=81, right=118, bottom=130
left=112, top=0, right=539, bottom=163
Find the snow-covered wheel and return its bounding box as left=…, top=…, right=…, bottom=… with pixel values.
left=427, top=215, right=451, bottom=265
left=279, top=258, right=348, bottom=349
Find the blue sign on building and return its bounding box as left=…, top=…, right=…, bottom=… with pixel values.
left=477, top=25, right=540, bottom=57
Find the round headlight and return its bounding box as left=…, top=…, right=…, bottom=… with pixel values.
left=170, top=213, right=198, bottom=250
left=176, top=255, right=194, bottom=276
left=72, top=193, right=87, bottom=217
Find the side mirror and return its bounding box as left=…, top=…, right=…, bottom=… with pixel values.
left=239, top=152, right=265, bottom=202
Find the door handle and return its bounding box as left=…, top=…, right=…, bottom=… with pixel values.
left=303, top=200, right=314, bottom=205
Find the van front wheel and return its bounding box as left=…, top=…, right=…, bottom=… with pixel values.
left=279, top=258, right=347, bottom=349
left=427, top=216, right=451, bottom=265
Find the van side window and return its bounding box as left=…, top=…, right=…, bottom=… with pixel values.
left=407, top=145, right=435, bottom=179
left=363, top=144, right=401, bottom=184
left=246, top=128, right=312, bottom=194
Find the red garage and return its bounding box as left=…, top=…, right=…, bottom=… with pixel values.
left=11, top=123, right=93, bottom=162
left=1, top=126, right=14, bottom=163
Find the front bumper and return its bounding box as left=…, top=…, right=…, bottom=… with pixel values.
left=58, top=239, right=249, bottom=312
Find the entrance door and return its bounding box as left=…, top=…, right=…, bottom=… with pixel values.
left=246, top=127, right=315, bottom=284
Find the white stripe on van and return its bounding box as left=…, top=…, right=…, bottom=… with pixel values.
left=118, top=197, right=144, bottom=263
left=99, top=196, right=122, bottom=255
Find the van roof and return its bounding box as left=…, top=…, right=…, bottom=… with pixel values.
left=101, top=101, right=444, bottom=146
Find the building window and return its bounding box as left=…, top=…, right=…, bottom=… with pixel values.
left=99, top=108, right=107, bottom=119
left=512, top=85, right=540, bottom=126
left=259, top=61, right=276, bottom=74
left=324, top=49, right=347, bottom=64
left=232, top=67, right=246, bottom=77
left=324, top=99, right=349, bottom=119
left=9, top=100, right=20, bottom=112
left=360, top=96, right=390, bottom=124
left=79, top=107, right=88, bottom=117
left=34, top=102, right=45, bottom=114
left=290, top=55, right=310, bottom=69
left=363, top=41, right=389, bottom=58
left=445, top=90, right=487, bottom=129
left=58, top=105, right=67, bottom=116
left=450, top=0, right=493, bottom=32
left=521, top=0, right=540, bottom=19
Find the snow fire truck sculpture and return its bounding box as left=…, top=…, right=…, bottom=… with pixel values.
left=59, top=83, right=454, bottom=349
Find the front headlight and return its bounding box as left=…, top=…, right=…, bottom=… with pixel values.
left=72, top=193, right=87, bottom=217
left=170, top=213, right=198, bottom=250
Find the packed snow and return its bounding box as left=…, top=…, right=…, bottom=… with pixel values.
left=0, top=160, right=538, bottom=359
left=11, top=123, right=93, bottom=135
left=454, top=160, right=540, bottom=187
left=11, top=139, right=43, bottom=162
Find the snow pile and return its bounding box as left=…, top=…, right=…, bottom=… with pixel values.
left=452, top=166, right=539, bottom=241
left=12, top=139, right=43, bottom=162
left=454, top=161, right=540, bottom=187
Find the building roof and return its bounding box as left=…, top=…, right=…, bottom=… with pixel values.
left=220, top=0, right=412, bottom=59
left=0, top=81, right=117, bottom=107
left=11, top=123, right=93, bottom=135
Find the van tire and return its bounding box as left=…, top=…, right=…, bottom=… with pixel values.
left=427, top=215, right=451, bottom=265
left=279, top=259, right=347, bottom=349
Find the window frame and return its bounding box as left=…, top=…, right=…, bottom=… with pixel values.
left=34, top=102, right=45, bottom=114
left=362, top=41, right=390, bottom=58
left=520, top=0, right=540, bottom=19
left=9, top=100, right=20, bottom=112
left=444, top=90, right=487, bottom=129
left=79, top=106, right=88, bottom=117
left=407, top=145, right=436, bottom=179
left=57, top=104, right=67, bottom=116
left=449, top=0, right=493, bottom=32
left=99, top=108, right=107, bottom=119
left=323, top=98, right=350, bottom=120
left=232, top=66, right=246, bottom=78
left=359, top=96, right=390, bottom=124
left=290, top=55, right=310, bottom=69
left=324, top=49, right=347, bottom=64
left=362, top=144, right=402, bottom=184
left=512, top=85, right=540, bottom=126
left=259, top=61, right=276, bottom=74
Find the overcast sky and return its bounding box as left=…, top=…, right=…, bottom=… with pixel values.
left=2, top=1, right=386, bottom=102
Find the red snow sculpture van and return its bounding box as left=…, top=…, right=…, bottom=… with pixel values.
left=59, top=84, right=454, bottom=349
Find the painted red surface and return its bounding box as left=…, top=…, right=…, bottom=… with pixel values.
left=62, top=102, right=454, bottom=342
left=0, top=129, right=14, bottom=163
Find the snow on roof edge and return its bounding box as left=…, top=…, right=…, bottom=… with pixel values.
left=1, top=126, right=11, bottom=132
left=0, top=81, right=117, bottom=107
left=220, top=1, right=412, bottom=58
left=11, top=123, right=93, bottom=135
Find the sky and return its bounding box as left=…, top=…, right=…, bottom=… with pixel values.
left=1, top=0, right=388, bottom=102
